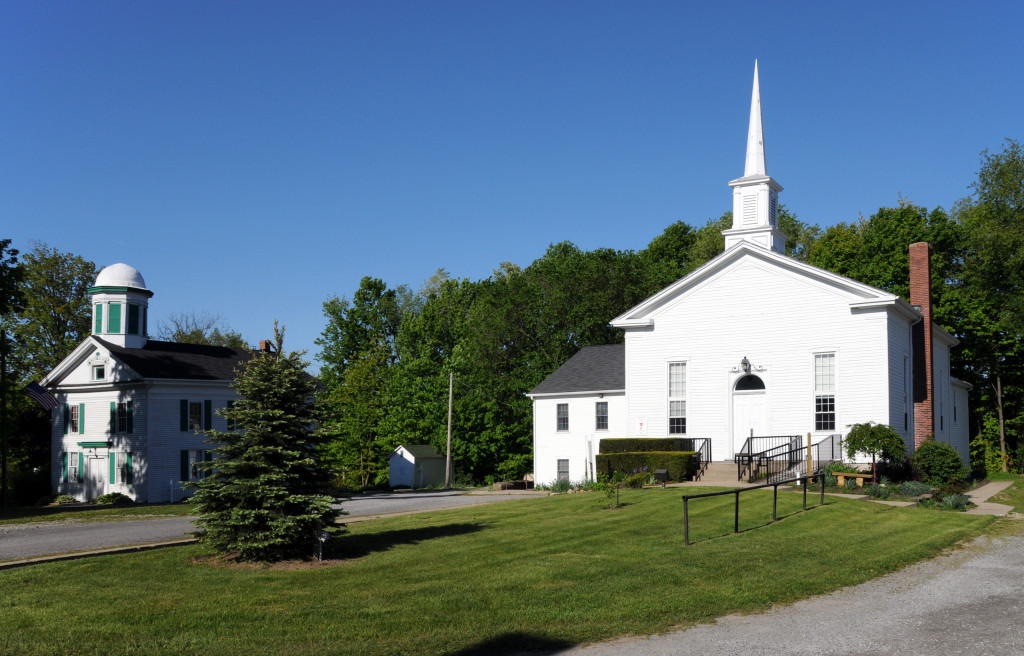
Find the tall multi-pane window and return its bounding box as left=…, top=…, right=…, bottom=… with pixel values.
left=556, top=403, right=569, bottom=431
left=189, top=402, right=203, bottom=431
left=68, top=405, right=80, bottom=433
left=595, top=401, right=608, bottom=430
left=668, top=362, right=686, bottom=435
left=556, top=459, right=569, bottom=480
left=814, top=353, right=836, bottom=431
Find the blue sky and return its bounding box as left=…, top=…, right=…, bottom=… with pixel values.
left=3, top=1, right=1022, bottom=366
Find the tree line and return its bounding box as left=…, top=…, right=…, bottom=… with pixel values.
left=1, top=139, right=1021, bottom=498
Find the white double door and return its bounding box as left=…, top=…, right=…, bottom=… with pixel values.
left=732, top=391, right=767, bottom=456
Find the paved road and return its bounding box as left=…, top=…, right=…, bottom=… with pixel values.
left=560, top=528, right=1024, bottom=656
left=0, top=490, right=544, bottom=562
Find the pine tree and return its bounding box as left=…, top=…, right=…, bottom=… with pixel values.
left=191, top=323, right=338, bottom=561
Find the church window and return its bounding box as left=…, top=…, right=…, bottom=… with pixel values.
left=668, top=362, right=686, bottom=435
left=556, top=404, right=568, bottom=431
left=127, top=304, right=140, bottom=335
left=189, top=402, right=203, bottom=431
left=180, top=399, right=213, bottom=431
left=64, top=403, right=84, bottom=434
left=112, top=401, right=133, bottom=433
left=111, top=452, right=132, bottom=484
left=595, top=402, right=608, bottom=430
left=814, top=353, right=836, bottom=431
left=93, top=365, right=105, bottom=380
left=556, top=459, right=569, bottom=481
left=66, top=451, right=80, bottom=483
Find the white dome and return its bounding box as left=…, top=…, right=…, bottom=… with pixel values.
left=94, top=263, right=148, bottom=290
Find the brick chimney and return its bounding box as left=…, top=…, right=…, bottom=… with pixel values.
left=909, top=242, right=934, bottom=448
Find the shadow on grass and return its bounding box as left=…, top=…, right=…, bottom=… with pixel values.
left=686, top=503, right=829, bottom=545
left=330, top=522, right=485, bottom=559
left=444, top=632, right=575, bottom=656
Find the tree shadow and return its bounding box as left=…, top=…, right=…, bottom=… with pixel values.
left=444, top=632, right=575, bottom=656
left=329, top=522, right=485, bottom=559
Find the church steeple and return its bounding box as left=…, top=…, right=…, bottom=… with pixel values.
left=723, top=61, right=788, bottom=254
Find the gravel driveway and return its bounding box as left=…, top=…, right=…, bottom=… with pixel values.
left=560, top=528, right=1024, bottom=656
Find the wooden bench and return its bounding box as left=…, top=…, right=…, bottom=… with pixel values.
left=833, top=471, right=869, bottom=487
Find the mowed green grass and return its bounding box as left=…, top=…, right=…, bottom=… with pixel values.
left=0, top=488, right=995, bottom=656
left=0, top=503, right=191, bottom=525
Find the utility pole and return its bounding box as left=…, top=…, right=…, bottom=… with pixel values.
left=1, top=330, right=8, bottom=511
left=445, top=371, right=453, bottom=488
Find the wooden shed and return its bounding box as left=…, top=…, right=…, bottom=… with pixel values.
left=388, top=445, right=446, bottom=489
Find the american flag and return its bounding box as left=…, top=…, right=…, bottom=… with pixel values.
left=23, top=382, right=60, bottom=411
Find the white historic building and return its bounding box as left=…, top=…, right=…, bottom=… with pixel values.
left=41, top=264, right=251, bottom=502
left=528, top=64, right=970, bottom=484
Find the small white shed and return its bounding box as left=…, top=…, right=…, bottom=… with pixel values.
left=388, top=445, right=446, bottom=489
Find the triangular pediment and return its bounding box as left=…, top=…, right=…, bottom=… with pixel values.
left=40, top=336, right=143, bottom=388
left=610, top=242, right=918, bottom=328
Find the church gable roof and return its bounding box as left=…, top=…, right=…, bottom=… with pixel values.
left=611, top=242, right=919, bottom=328
left=527, top=344, right=624, bottom=396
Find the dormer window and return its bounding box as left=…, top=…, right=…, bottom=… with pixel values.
left=93, top=365, right=105, bottom=381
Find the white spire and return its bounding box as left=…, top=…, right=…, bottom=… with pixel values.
left=744, top=60, right=766, bottom=177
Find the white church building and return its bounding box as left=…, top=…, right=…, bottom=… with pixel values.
left=528, top=65, right=970, bottom=484
left=41, top=264, right=252, bottom=502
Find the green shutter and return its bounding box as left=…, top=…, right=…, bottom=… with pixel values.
left=94, top=304, right=103, bottom=334
left=62, top=452, right=68, bottom=483
left=126, top=401, right=133, bottom=433
left=127, top=304, right=140, bottom=335
left=180, top=400, right=189, bottom=431
left=63, top=404, right=69, bottom=434
left=78, top=452, right=84, bottom=483
left=78, top=403, right=85, bottom=435
left=110, top=452, right=116, bottom=483
left=204, top=400, right=212, bottom=431
left=110, top=402, right=116, bottom=434
left=126, top=453, right=133, bottom=484
left=108, top=303, right=122, bottom=333
left=180, top=450, right=189, bottom=482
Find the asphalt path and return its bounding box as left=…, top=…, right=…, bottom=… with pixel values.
left=559, top=528, right=1024, bottom=656
left=0, top=490, right=543, bottom=562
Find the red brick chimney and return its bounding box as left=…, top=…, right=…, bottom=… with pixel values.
left=909, top=242, right=934, bottom=448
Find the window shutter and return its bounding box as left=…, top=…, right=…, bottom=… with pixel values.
left=204, top=400, right=212, bottom=431
left=126, top=401, right=134, bottom=433
left=63, top=404, right=69, bottom=434
left=94, top=304, right=103, bottom=334
left=110, top=402, right=116, bottom=434
left=109, top=452, right=116, bottom=483
left=180, top=400, right=189, bottom=432
left=78, top=452, right=84, bottom=483
left=62, top=452, right=68, bottom=483
left=79, top=403, right=85, bottom=435
left=180, top=450, right=189, bottom=482
left=108, top=303, right=121, bottom=333
left=126, top=453, right=133, bottom=484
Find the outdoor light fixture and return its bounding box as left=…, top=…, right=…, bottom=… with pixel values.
left=741, top=356, right=751, bottom=374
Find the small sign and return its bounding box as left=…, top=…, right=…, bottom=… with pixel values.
left=635, top=418, right=647, bottom=435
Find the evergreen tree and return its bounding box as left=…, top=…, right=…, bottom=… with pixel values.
left=191, top=323, right=338, bottom=561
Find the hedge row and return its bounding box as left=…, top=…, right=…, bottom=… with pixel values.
left=596, top=451, right=698, bottom=482
left=598, top=438, right=701, bottom=454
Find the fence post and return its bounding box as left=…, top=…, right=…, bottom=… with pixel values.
left=684, top=497, right=690, bottom=546
left=803, top=475, right=808, bottom=510
left=734, top=490, right=740, bottom=534
left=820, top=473, right=825, bottom=505
left=772, top=483, right=778, bottom=521
left=806, top=432, right=812, bottom=478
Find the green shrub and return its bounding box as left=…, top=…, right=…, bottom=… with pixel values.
left=824, top=461, right=860, bottom=475
left=623, top=473, right=648, bottom=489
left=95, top=492, right=133, bottom=505
left=914, top=440, right=967, bottom=486
left=598, top=438, right=697, bottom=454
left=942, top=493, right=970, bottom=511
left=843, top=478, right=858, bottom=491
left=53, top=494, right=77, bottom=505
left=596, top=451, right=697, bottom=482
left=898, top=481, right=932, bottom=497
left=495, top=454, right=531, bottom=481
left=864, top=484, right=892, bottom=499
left=549, top=478, right=571, bottom=493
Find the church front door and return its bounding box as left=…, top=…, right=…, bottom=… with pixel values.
left=732, top=390, right=767, bottom=457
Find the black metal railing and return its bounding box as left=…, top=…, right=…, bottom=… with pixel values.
left=812, top=433, right=844, bottom=466
left=735, top=435, right=802, bottom=481
left=753, top=442, right=809, bottom=484
left=679, top=438, right=711, bottom=481
left=682, top=473, right=828, bottom=546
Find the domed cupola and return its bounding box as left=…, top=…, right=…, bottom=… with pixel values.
left=88, top=263, right=154, bottom=349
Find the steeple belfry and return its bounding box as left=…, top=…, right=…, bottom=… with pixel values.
left=723, top=61, right=788, bottom=254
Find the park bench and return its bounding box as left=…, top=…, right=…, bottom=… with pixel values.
left=833, top=471, right=869, bottom=487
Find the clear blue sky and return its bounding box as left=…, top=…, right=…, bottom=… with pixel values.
left=3, top=1, right=1022, bottom=366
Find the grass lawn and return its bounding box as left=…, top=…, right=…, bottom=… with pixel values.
left=0, top=503, right=192, bottom=525
left=0, top=487, right=996, bottom=656
left=986, top=472, right=1024, bottom=513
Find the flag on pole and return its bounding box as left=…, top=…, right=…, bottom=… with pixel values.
left=23, top=382, right=60, bottom=411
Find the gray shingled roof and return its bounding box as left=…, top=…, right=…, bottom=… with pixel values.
left=528, top=344, right=624, bottom=395
left=97, top=337, right=252, bottom=381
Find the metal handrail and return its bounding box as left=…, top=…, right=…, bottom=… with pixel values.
left=735, top=435, right=802, bottom=481
left=682, top=473, right=828, bottom=545
left=680, top=438, right=712, bottom=481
